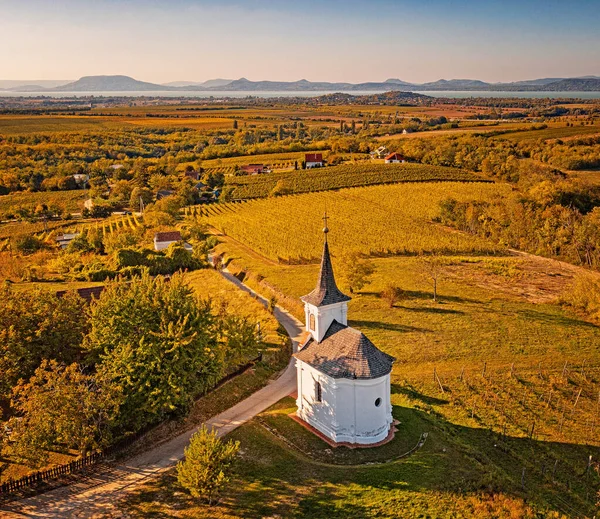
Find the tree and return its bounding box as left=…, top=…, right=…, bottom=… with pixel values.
left=9, top=360, right=122, bottom=465
left=86, top=274, right=222, bottom=433
left=0, top=287, right=89, bottom=400
left=338, top=252, right=375, bottom=294
left=380, top=284, right=405, bottom=308
left=233, top=119, right=238, bottom=130
left=419, top=254, right=446, bottom=302
left=220, top=315, right=264, bottom=367
left=177, top=426, right=239, bottom=504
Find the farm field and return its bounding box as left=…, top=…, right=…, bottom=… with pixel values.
left=204, top=182, right=508, bottom=260
left=123, top=248, right=600, bottom=517
left=0, top=190, right=86, bottom=216
left=495, top=123, right=600, bottom=142
left=222, top=163, right=487, bottom=200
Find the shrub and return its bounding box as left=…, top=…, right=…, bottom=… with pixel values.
left=177, top=426, right=239, bottom=504
left=380, top=284, right=405, bottom=308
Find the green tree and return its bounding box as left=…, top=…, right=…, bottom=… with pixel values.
left=177, top=426, right=239, bottom=504
left=338, top=252, right=375, bottom=294
left=8, top=360, right=122, bottom=465
left=220, top=315, right=264, bottom=367
left=87, top=274, right=222, bottom=433
left=0, top=287, right=88, bottom=400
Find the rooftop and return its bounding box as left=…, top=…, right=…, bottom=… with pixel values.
left=294, top=320, right=395, bottom=379
left=301, top=240, right=351, bottom=307
left=154, top=231, right=182, bottom=243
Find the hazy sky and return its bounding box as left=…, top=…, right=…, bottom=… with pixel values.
left=1, top=0, right=599, bottom=83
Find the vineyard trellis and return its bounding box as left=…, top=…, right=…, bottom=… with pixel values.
left=223, top=162, right=486, bottom=200
left=201, top=182, right=510, bottom=261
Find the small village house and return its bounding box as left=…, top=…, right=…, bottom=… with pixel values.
left=305, top=153, right=324, bottom=168
left=153, top=231, right=193, bottom=252
left=384, top=152, right=405, bottom=164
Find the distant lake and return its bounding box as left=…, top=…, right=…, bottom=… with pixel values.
left=1, top=90, right=600, bottom=99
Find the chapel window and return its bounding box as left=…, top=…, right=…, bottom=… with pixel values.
left=309, top=314, right=315, bottom=331
left=315, top=381, right=322, bottom=402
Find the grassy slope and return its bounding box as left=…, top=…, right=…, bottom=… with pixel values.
left=121, top=245, right=600, bottom=518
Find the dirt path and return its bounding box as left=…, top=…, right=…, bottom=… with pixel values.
left=1, top=271, right=303, bottom=519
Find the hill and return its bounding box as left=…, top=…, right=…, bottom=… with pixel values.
left=50, top=75, right=173, bottom=92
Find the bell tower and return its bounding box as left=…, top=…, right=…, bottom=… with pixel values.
left=301, top=213, right=351, bottom=342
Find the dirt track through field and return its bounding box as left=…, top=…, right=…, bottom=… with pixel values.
left=0, top=270, right=303, bottom=519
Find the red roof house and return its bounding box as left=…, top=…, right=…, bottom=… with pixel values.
left=305, top=153, right=324, bottom=168
left=384, top=153, right=405, bottom=163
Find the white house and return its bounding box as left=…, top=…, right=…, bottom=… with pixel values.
left=385, top=152, right=406, bottom=164
left=153, top=231, right=192, bottom=252
left=305, top=153, right=324, bottom=169
left=294, top=218, right=395, bottom=445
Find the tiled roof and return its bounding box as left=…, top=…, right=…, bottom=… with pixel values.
left=294, top=321, right=395, bottom=379
left=305, top=153, right=323, bottom=162
left=301, top=241, right=351, bottom=307
left=154, top=231, right=182, bottom=243
left=385, top=152, right=404, bottom=160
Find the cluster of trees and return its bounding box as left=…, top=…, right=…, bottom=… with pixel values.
left=439, top=179, right=600, bottom=269
left=385, top=130, right=599, bottom=177
left=0, top=273, right=264, bottom=467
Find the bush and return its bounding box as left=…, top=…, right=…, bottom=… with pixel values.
left=380, top=284, right=405, bottom=308
left=13, top=235, right=46, bottom=255
left=177, top=426, right=239, bottom=504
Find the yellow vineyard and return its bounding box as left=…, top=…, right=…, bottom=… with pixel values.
left=199, top=182, right=512, bottom=262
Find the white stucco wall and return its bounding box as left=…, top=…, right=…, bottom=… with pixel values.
left=304, top=301, right=348, bottom=342
left=296, top=360, right=392, bottom=445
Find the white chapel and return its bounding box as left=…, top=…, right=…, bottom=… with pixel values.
left=294, top=217, right=395, bottom=445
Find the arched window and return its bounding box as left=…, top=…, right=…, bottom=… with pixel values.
left=315, top=381, right=322, bottom=402
left=309, top=314, right=315, bottom=331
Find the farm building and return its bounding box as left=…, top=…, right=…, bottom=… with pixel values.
left=385, top=152, right=405, bottom=164
left=153, top=231, right=193, bottom=252
left=305, top=153, right=324, bottom=168
left=294, top=218, right=395, bottom=445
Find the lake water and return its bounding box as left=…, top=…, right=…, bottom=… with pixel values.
left=1, top=90, right=600, bottom=99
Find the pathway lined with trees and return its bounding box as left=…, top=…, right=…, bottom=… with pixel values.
left=0, top=272, right=303, bottom=519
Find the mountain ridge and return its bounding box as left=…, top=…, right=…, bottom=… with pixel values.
left=4, top=74, right=600, bottom=93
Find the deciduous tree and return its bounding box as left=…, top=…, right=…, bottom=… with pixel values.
left=177, top=426, right=239, bottom=504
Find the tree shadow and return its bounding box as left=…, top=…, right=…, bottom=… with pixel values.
left=397, top=306, right=465, bottom=315
left=348, top=319, right=431, bottom=333
left=391, top=384, right=450, bottom=405
left=516, top=308, right=599, bottom=329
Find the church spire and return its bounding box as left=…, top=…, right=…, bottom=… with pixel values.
left=301, top=214, right=351, bottom=308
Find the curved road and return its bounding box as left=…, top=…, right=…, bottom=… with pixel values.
left=1, top=270, right=303, bottom=519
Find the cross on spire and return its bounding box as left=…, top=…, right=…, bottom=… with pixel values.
left=322, top=211, right=329, bottom=241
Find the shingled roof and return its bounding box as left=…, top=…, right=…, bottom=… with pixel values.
left=301, top=241, right=351, bottom=307
left=294, top=321, right=395, bottom=379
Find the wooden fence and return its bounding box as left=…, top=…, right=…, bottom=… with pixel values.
left=0, top=353, right=263, bottom=499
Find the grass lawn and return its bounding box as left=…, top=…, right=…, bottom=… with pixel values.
left=118, top=237, right=600, bottom=518
left=123, top=394, right=599, bottom=518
